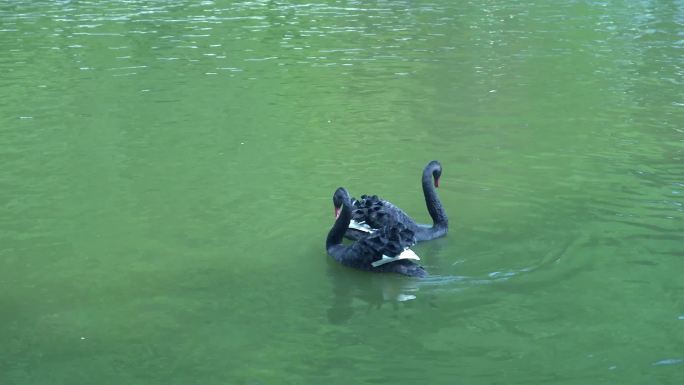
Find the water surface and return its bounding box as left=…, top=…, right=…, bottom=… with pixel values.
left=1, top=1, right=683, bottom=384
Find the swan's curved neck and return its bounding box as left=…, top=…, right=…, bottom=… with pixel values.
left=422, top=166, right=448, bottom=228
left=326, top=200, right=351, bottom=250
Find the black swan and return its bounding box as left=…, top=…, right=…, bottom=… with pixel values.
left=332, top=160, right=448, bottom=242
left=327, top=187, right=427, bottom=278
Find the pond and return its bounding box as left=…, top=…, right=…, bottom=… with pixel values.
left=1, top=1, right=682, bottom=384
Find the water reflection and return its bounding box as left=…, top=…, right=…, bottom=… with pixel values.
left=325, top=261, right=424, bottom=324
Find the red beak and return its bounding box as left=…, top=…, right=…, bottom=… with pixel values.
left=435, top=178, right=440, bottom=188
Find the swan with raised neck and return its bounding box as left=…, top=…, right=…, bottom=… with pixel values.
left=332, top=161, right=448, bottom=242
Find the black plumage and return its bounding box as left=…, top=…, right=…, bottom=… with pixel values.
left=327, top=187, right=426, bottom=278
left=333, top=161, right=448, bottom=242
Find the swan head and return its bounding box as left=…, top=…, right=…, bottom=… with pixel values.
left=332, top=187, right=351, bottom=218
left=427, top=160, right=442, bottom=187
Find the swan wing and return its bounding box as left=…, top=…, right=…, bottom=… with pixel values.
left=371, top=248, right=421, bottom=267
left=349, top=220, right=374, bottom=233
left=378, top=199, right=417, bottom=227
left=353, top=194, right=417, bottom=229
left=352, top=195, right=394, bottom=229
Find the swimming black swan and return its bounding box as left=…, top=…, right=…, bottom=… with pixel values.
left=333, top=160, right=448, bottom=242
left=327, top=187, right=427, bottom=278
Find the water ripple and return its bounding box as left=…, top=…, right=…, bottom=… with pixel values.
left=653, top=358, right=683, bottom=366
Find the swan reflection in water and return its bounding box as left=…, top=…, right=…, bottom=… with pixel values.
left=325, top=261, right=430, bottom=324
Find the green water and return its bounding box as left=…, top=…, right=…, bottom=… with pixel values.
left=1, top=0, right=683, bottom=384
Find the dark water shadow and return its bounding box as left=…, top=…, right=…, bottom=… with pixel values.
left=324, top=259, right=438, bottom=324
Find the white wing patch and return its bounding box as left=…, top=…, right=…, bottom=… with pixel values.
left=371, top=248, right=421, bottom=267
left=349, top=220, right=374, bottom=233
